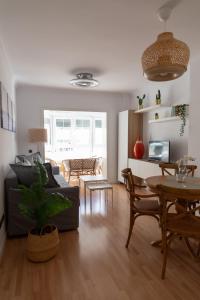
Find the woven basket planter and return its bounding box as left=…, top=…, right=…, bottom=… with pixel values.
left=26, top=225, right=60, bottom=262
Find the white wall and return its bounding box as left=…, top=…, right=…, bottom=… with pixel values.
left=130, top=71, right=190, bottom=162
left=0, top=41, right=16, bottom=256
left=16, top=85, right=131, bottom=182
left=189, top=56, right=200, bottom=175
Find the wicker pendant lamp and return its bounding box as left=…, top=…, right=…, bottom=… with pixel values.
left=142, top=0, right=190, bottom=82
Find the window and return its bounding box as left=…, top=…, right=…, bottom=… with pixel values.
left=76, top=119, right=90, bottom=128
left=56, top=119, right=71, bottom=128
left=44, top=110, right=106, bottom=161
left=95, top=120, right=102, bottom=128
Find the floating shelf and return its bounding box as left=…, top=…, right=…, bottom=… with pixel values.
left=134, top=104, right=170, bottom=114
left=148, top=116, right=180, bottom=124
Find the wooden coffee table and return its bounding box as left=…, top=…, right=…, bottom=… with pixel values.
left=79, top=175, right=107, bottom=206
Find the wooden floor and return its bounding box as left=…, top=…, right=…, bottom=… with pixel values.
left=1, top=182, right=200, bottom=300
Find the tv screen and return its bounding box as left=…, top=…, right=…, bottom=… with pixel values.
left=149, top=140, right=170, bottom=163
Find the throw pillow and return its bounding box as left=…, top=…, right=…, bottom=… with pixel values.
left=15, top=155, right=32, bottom=166
left=10, top=163, right=60, bottom=188
left=16, top=152, right=43, bottom=165
left=10, top=164, right=39, bottom=187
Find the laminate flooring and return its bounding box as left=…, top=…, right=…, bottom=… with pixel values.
left=1, top=183, right=200, bottom=300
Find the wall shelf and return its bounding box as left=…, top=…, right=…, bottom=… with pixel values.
left=148, top=116, right=180, bottom=124
left=134, top=104, right=170, bottom=114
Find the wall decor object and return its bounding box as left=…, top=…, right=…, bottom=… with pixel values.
left=174, top=104, right=189, bottom=136
left=137, top=94, right=146, bottom=110
left=133, top=138, right=145, bottom=159
left=0, top=82, right=9, bottom=130
left=12, top=101, right=16, bottom=132
left=155, top=90, right=161, bottom=105
left=142, top=0, right=190, bottom=81
left=8, top=94, right=13, bottom=131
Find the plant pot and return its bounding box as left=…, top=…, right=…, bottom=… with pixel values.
left=26, top=225, right=59, bottom=262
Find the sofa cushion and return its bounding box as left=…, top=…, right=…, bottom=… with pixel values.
left=10, top=163, right=60, bottom=188
left=16, top=152, right=43, bottom=165
left=10, top=164, right=39, bottom=186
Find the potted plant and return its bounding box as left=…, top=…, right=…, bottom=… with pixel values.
left=174, top=104, right=189, bottom=136
left=18, top=162, right=72, bottom=262
left=137, top=94, right=146, bottom=109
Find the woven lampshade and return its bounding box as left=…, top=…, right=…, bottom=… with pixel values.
left=142, top=32, right=190, bottom=81
left=28, top=128, right=47, bottom=143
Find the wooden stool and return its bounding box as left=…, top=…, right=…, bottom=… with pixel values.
left=87, top=183, right=113, bottom=209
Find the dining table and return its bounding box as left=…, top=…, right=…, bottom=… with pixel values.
left=145, top=175, right=200, bottom=249
left=146, top=175, right=200, bottom=193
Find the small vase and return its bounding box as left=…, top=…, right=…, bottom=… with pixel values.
left=138, top=104, right=143, bottom=110
left=133, top=138, right=145, bottom=159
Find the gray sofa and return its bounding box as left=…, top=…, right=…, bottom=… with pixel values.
left=5, top=170, right=80, bottom=237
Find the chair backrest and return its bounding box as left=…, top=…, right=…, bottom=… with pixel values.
left=121, top=168, right=135, bottom=193
left=159, top=163, right=197, bottom=177
left=158, top=184, right=200, bottom=230
left=159, top=163, right=178, bottom=176
left=82, top=158, right=96, bottom=170
left=186, top=165, right=197, bottom=177
left=69, top=159, right=82, bottom=171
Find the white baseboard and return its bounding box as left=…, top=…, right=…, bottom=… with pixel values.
left=0, top=223, right=6, bottom=259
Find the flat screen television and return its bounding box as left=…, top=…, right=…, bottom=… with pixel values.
left=149, top=140, right=170, bottom=163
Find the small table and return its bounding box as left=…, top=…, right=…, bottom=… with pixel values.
left=87, top=183, right=113, bottom=210
left=79, top=175, right=107, bottom=206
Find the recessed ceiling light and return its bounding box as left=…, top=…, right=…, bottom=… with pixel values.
left=70, top=73, right=99, bottom=88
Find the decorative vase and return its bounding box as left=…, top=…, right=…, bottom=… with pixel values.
left=133, top=138, right=145, bottom=159
left=26, top=225, right=59, bottom=262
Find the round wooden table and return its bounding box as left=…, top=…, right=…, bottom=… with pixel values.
left=146, top=175, right=200, bottom=193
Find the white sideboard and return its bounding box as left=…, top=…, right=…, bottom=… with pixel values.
left=128, top=158, right=161, bottom=179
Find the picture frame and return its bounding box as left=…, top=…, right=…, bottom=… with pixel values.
left=12, top=101, right=16, bottom=132
left=0, top=82, right=9, bottom=130
left=8, top=94, right=13, bottom=131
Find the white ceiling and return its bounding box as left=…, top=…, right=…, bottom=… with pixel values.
left=0, top=0, right=199, bottom=92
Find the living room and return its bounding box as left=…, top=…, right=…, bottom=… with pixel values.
left=1, top=0, right=200, bottom=299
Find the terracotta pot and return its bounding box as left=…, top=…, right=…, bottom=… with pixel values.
left=26, top=225, right=59, bottom=262
left=133, top=139, right=145, bottom=159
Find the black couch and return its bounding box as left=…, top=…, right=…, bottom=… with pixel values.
left=5, top=170, right=80, bottom=237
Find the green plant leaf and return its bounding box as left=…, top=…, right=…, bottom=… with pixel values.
left=17, top=162, right=72, bottom=231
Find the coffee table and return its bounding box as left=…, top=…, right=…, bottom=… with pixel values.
left=79, top=175, right=107, bottom=206
left=87, top=183, right=113, bottom=210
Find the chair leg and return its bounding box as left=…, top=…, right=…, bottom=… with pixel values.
left=125, top=214, right=135, bottom=248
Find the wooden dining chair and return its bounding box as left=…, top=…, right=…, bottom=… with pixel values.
left=159, top=162, right=197, bottom=177
left=121, top=169, right=161, bottom=248
left=159, top=184, right=200, bottom=279
left=159, top=163, right=178, bottom=176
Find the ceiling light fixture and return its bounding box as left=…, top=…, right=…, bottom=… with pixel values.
left=142, top=0, right=190, bottom=82
left=70, top=73, right=99, bottom=88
